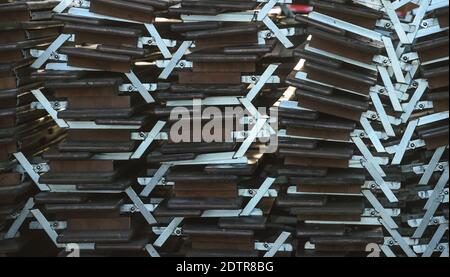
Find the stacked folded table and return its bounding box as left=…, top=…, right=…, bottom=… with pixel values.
left=137, top=0, right=304, bottom=257
left=0, top=0, right=63, bottom=256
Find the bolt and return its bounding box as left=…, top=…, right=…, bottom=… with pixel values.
left=438, top=245, right=444, bottom=251
left=385, top=23, right=391, bottom=28
left=403, top=56, right=408, bottom=62
left=422, top=22, right=428, bottom=28
left=139, top=132, right=146, bottom=138
left=438, top=164, right=444, bottom=170
left=372, top=114, right=378, bottom=119
left=379, top=88, right=385, bottom=93
left=410, top=143, right=415, bottom=148
left=383, top=59, right=389, bottom=64
left=251, top=76, right=257, bottom=82
left=266, top=32, right=273, bottom=39
left=248, top=189, right=254, bottom=195
left=444, top=190, right=448, bottom=195
left=264, top=243, right=270, bottom=249
left=179, top=62, right=185, bottom=68
left=130, top=206, right=136, bottom=212
left=413, top=82, right=418, bottom=88
left=371, top=211, right=377, bottom=216
left=52, top=222, right=58, bottom=228
left=360, top=132, right=366, bottom=138
left=433, top=219, right=439, bottom=224
left=128, top=85, right=134, bottom=92
left=389, top=240, right=395, bottom=246
left=371, top=183, right=377, bottom=189
left=419, top=104, right=424, bottom=109
left=54, top=54, right=59, bottom=60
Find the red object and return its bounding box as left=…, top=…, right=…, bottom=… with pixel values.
left=288, top=4, right=313, bottom=13
left=289, top=4, right=406, bottom=17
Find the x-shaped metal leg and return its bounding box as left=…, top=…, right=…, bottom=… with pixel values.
left=241, top=177, right=276, bottom=216
left=263, top=231, right=291, bottom=257
left=4, top=198, right=35, bottom=239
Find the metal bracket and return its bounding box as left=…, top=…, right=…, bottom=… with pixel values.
left=144, top=24, right=172, bottom=59
left=140, top=164, right=172, bottom=197
left=422, top=223, right=448, bottom=257
left=13, top=152, right=50, bottom=191
left=131, top=121, right=166, bottom=159
left=31, top=34, right=71, bottom=69
left=4, top=198, right=35, bottom=239
left=246, top=64, right=279, bottom=101
left=263, top=231, right=291, bottom=257
left=153, top=217, right=184, bottom=248
left=124, top=71, right=155, bottom=103
left=159, top=41, right=193, bottom=79
left=419, top=146, right=447, bottom=185
left=413, top=166, right=449, bottom=238
left=125, top=187, right=157, bottom=225
left=30, top=209, right=64, bottom=248
left=240, top=177, right=276, bottom=216
left=31, top=89, right=69, bottom=128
